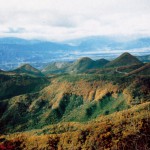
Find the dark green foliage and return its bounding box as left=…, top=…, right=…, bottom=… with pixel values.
left=62, top=94, right=84, bottom=115
left=57, top=74, right=102, bottom=83
left=45, top=94, right=84, bottom=124
left=86, top=103, right=97, bottom=117
left=62, top=93, right=129, bottom=122
left=0, top=74, right=49, bottom=100
left=89, top=93, right=129, bottom=119
left=0, top=100, right=8, bottom=117
left=0, top=94, right=84, bottom=133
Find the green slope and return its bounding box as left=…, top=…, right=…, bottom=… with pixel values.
left=0, top=73, right=149, bottom=134
left=42, top=62, right=72, bottom=74
left=105, top=52, right=142, bottom=68
left=12, top=64, right=44, bottom=77
left=0, top=74, right=49, bottom=100
left=68, top=57, right=109, bottom=73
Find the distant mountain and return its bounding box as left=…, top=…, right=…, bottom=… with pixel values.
left=127, top=63, right=150, bottom=76
left=67, top=36, right=150, bottom=50
left=0, top=41, right=72, bottom=52
left=105, top=52, right=143, bottom=68
left=0, top=37, right=75, bottom=70
left=12, top=64, right=44, bottom=77
left=0, top=36, right=150, bottom=70
left=0, top=37, right=40, bottom=45
left=137, top=54, right=150, bottom=63
left=95, top=59, right=110, bottom=67
left=42, top=58, right=109, bottom=74
left=42, top=62, right=73, bottom=74
left=69, top=57, right=95, bottom=73
left=68, top=57, right=109, bottom=73
left=127, top=37, right=150, bottom=49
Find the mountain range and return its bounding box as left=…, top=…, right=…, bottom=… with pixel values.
left=0, top=36, right=150, bottom=70
left=42, top=52, right=145, bottom=74
left=0, top=49, right=150, bottom=149
left=0, top=52, right=148, bottom=76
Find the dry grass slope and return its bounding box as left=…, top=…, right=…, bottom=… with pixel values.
left=0, top=102, right=149, bottom=150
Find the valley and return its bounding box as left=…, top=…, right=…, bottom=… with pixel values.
left=0, top=52, right=150, bottom=149
left=0, top=37, right=150, bottom=71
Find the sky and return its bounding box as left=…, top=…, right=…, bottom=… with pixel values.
left=0, top=0, right=150, bottom=41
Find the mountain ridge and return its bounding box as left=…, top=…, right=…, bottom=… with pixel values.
left=0, top=37, right=150, bottom=70
left=12, top=64, right=44, bottom=77
left=105, top=52, right=143, bottom=68
left=126, top=63, right=150, bottom=76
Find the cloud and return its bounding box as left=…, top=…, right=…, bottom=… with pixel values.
left=5, top=27, right=26, bottom=33
left=0, top=0, right=150, bottom=41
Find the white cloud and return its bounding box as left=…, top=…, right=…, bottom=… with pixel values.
left=0, top=0, right=150, bottom=41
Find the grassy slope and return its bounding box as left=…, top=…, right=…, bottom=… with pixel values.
left=68, top=57, right=96, bottom=73
left=0, top=74, right=149, bottom=134
left=12, top=64, right=44, bottom=77
left=105, top=52, right=142, bottom=68
left=0, top=101, right=149, bottom=150
left=42, top=62, right=72, bottom=74
left=68, top=57, right=109, bottom=73
left=0, top=63, right=149, bottom=149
